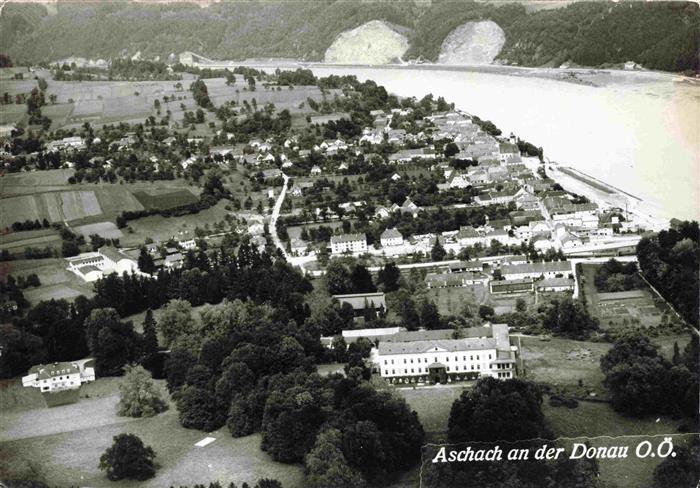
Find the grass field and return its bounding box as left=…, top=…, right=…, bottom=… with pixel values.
left=0, top=195, right=42, bottom=228
left=543, top=400, right=690, bottom=488
left=119, top=200, right=232, bottom=247
left=426, top=285, right=486, bottom=316
left=398, top=385, right=469, bottom=439
left=93, top=186, right=146, bottom=215
left=0, top=169, right=74, bottom=193
left=7, top=257, right=94, bottom=305
left=74, top=221, right=124, bottom=240
left=0, top=190, right=102, bottom=227
left=132, top=188, right=199, bottom=211
left=519, top=336, right=610, bottom=395
left=0, top=377, right=304, bottom=487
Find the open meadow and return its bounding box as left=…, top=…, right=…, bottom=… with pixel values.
left=426, top=284, right=487, bottom=316
left=6, top=257, right=94, bottom=305
left=0, top=377, right=304, bottom=487
left=543, top=401, right=691, bottom=488
left=398, top=384, right=469, bottom=439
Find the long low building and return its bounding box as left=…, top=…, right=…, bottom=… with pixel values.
left=500, top=260, right=573, bottom=280
left=66, top=246, right=145, bottom=282
left=376, top=323, right=516, bottom=384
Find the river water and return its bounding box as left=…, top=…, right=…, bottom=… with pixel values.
left=310, top=66, right=699, bottom=221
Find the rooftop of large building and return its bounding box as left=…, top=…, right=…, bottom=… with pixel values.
left=330, top=233, right=366, bottom=244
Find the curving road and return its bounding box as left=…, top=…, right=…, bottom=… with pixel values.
left=269, top=172, right=289, bottom=259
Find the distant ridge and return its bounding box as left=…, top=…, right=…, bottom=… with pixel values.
left=1, top=1, right=698, bottom=73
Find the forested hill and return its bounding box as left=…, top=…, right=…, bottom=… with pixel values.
left=1, top=1, right=698, bottom=73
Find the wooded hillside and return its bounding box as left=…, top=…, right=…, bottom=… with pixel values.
left=1, top=1, right=698, bottom=73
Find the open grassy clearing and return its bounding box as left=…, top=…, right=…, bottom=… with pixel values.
left=398, top=385, right=469, bottom=438
left=488, top=291, right=539, bottom=315
left=73, top=221, right=124, bottom=240
left=1, top=177, right=201, bottom=239
left=519, top=331, right=690, bottom=396
left=0, top=227, right=56, bottom=245
left=0, top=377, right=304, bottom=487
left=426, top=285, right=486, bottom=316
left=9, top=258, right=73, bottom=285
left=0, top=195, right=42, bottom=228
left=93, top=185, right=147, bottom=215
left=119, top=200, right=233, bottom=247
left=22, top=283, right=85, bottom=303
left=543, top=400, right=690, bottom=488
left=41, top=103, right=74, bottom=127
left=132, top=188, right=199, bottom=211
left=6, top=257, right=94, bottom=305
left=520, top=336, right=611, bottom=395
left=0, top=169, right=74, bottom=193
left=0, top=103, right=27, bottom=125
left=0, top=190, right=102, bottom=227
left=0, top=233, right=63, bottom=257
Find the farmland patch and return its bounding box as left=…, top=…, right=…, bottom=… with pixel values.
left=74, top=221, right=123, bottom=240
left=132, top=188, right=199, bottom=211
left=60, top=190, right=103, bottom=221
left=94, top=186, right=145, bottom=215
left=0, top=195, right=41, bottom=228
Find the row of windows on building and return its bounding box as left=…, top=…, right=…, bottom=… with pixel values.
left=497, top=372, right=512, bottom=378
left=383, top=353, right=493, bottom=366
left=43, top=375, right=76, bottom=383
left=384, top=363, right=494, bottom=376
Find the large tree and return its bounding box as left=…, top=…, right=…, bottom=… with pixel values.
left=84, top=308, right=139, bottom=376
left=117, top=364, right=168, bottom=418
left=158, top=299, right=197, bottom=347
left=99, top=433, right=156, bottom=481
left=176, top=385, right=226, bottom=431
left=448, top=377, right=547, bottom=443
left=377, top=262, right=401, bottom=292
left=306, top=428, right=366, bottom=488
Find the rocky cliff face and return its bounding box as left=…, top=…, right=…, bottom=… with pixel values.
left=437, top=20, right=506, bottom=65
left=324, top=20, right=409, bottom=65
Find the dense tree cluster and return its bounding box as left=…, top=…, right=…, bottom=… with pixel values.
left=636, top=220, right=699, bottom=326
left=156, top=296, right=424, bottom=484
left=8, top=2, right=695, bottom=72
left=651, top=438, right=700, bottom=488
left=190, top=79, right=212, bottom=109
left=448, top=377, right=548, bottom=443
left=324, top=260, right=377, bottom=295
left=429, top=376, right=599, bottom=488
left=600, top=332, right=698, bottom=417
left=593, top=258, right=643, bottom=292
left=539, top=296, right=598, bottom=339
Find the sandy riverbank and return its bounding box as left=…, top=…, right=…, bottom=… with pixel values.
left=545, top=161, right=669, bottom=231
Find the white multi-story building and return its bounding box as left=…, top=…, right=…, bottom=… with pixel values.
left=380, top=228, right=404, bottom=247
left=377, top=323, right=516, bottom=383
left=330, top=233, right=368, bottom=254
left=22, top=359, right=95, bottom=394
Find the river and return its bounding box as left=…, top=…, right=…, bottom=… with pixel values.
left=309, top=65, right=700, bottom=221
